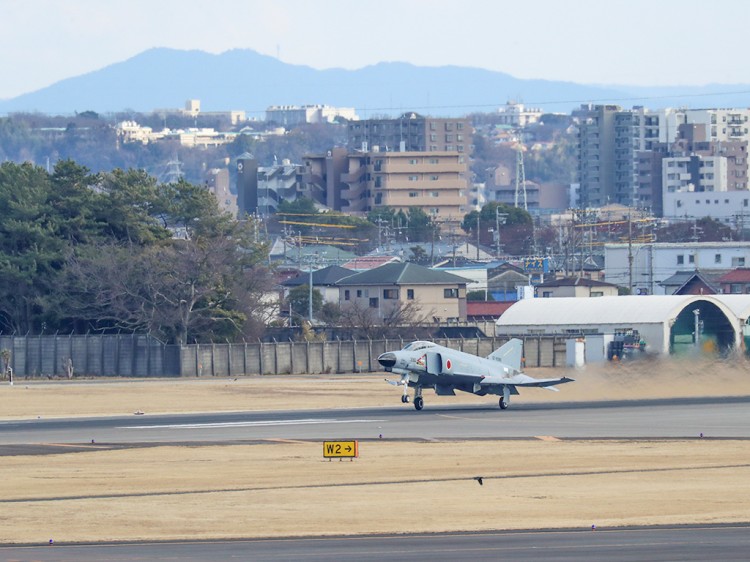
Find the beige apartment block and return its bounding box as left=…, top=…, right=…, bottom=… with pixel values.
left=341, top=150, right=469, bottom=222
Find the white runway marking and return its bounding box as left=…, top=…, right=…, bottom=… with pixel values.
left=122, top=418, right=386, bottom=430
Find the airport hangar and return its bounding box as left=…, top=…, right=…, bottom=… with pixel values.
left=495, top=295, right=750, bottom=355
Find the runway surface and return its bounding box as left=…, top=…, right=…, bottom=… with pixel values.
left=3, top=525, right=750, bottom=561
left=0, top=396, right=748, bottom=449
left=2, top=396, right=749, bottom=559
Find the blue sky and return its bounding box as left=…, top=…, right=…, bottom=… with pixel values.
left=1, top=0, right=748, bottom=100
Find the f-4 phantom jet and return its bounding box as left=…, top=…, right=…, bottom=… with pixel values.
left=378, top=339, right=573, bottom=411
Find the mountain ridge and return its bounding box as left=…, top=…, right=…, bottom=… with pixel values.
left=1, top=48, right=748, bottom=115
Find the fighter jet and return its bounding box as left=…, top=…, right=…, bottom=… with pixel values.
left=377, top=339, right=574, bottom=411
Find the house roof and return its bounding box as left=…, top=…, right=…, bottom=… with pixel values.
left=718, top=268, right=750, bottom=284
left=282, top=265, right=354, bottom=287
left=342, top=255, right=402, bottom=270
left=336, top=262, right=469, bottom=286
left=466, top=301, right=515, bottom=318
left=660, top=270, right=722, bottom=293
left=535, top=277, right=617, bottom=288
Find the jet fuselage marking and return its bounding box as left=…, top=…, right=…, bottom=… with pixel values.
left=122, top=418, right=386, bottom=430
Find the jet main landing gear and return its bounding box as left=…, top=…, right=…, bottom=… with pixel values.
left=499, top=398, right=509, bottom=409
left=413, top=386, right=424, bottom=411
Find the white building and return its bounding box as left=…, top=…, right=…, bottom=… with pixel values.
left=497, top=102, right=543, bottom=128
left=684, top=109, right=750, bottom=143
left=663, top=155, right=728, bottom=194
left=495, top=295, right=742, bottom=355
left=266, top=105, right=358, bottom=125
left=604, top=241, right=750, bottom=295
left=663, top=190, right=750, bottom=223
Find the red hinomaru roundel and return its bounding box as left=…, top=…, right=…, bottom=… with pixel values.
left=445, top=359, right=452, bottom=370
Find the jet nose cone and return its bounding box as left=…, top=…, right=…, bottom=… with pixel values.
left=378, top=352, right=397, bottom=368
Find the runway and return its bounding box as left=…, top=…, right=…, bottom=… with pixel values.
left=0, top=396, right=748, bottom=448
left=3, top=525, right=750, bottom=561
left=2, top=395, right=749, bottom=559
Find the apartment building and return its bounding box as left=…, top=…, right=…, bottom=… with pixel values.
left=303, top=147, right=349, bottom=211
left=347, top=112, right=472, bottom=155
left=577, top=105, right=750, bottom=215
left=577, top=104, right=620, bottom=208
left=205, top=168, right=237, bottom=217
left=340, top=149, right=469, bottom=222
left=266, top=105, right=358, bottom=126
left=257, top=160, right=305, bottom=216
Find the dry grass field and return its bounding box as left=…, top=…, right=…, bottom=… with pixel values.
left=1, top=440, right=749, bottom=543
left=1, top=356, right=749, bottom=419
left=0, top=357, right=749, bottom=544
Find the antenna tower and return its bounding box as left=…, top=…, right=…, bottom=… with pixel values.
left=514, top=145, right=527, bottom=210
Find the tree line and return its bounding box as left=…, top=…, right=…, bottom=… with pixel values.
left=0, top=160, right=272, bottom=343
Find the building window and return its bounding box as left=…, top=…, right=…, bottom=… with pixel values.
left=407, top=289, right=414, bottom=300
left=430, top=191, right=439, bottom=197
left=383, top=289, right=398, bottom=300
left=344, top=290, right=350, bottom=301
left=542, top=291, right=552, bottom=298
left=356, top=289, right=363, bottom=298
left=677, top=255, right=684, bottom=265
left=430, top=175, right=439, bottom=181
left=445, top=134, right=453, bottom=142
left=429, top=158, right=439, bottom=164
left=430, top=134, right=437, bottom=142
left=369, top=297, right=379, bottom=308
left=443, top=288, right=459, bottom=298
left=715, top=254, right=722, bottom=264
left=408, top=175, right=419, bottom=181
left=457, top=122, right=464, bottom=130
left=732, top=257, right=746, bottom=267
left=590, top=291, right=604, bottom=297
left=409, top=191, right=419, bottom=198
left=409, top=159, right=418, bottom=165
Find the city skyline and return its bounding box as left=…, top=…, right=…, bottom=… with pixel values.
left=2, top=0, right=749, bottom=101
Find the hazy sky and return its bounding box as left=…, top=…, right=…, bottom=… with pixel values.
left=1, top=0, right=748, bottom=100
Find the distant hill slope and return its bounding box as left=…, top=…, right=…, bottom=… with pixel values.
left=1, top=48, right=748, bottom=115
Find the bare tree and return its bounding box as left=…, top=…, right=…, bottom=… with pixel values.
left=338, top=299, right=431, bottom=339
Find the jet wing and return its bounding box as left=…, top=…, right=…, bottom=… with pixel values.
left=480, top=374, right=574, bottom=390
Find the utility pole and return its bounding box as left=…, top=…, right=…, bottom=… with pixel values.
left=308, top=260, right=314, bottom=324
left=495, top=208, right=508, bottom=258
left=476, top=213, right=481, bottom=260
left=628, top=210, right=633, bottom=294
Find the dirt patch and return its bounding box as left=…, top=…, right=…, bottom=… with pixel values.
left=0, top=439, right=748, bottom=543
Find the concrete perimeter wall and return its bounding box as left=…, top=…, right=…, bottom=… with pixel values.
left=0, top=335, right=568, bottom=378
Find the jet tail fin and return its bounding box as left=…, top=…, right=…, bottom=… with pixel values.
left=487, top=338, right=523, bottom=372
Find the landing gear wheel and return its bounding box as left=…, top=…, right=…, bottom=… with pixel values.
left=401, top=395, right=409, bottom=403
left=414, top=396, right=424, bottom=411
left=499, top=398, right=509, bottom=410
